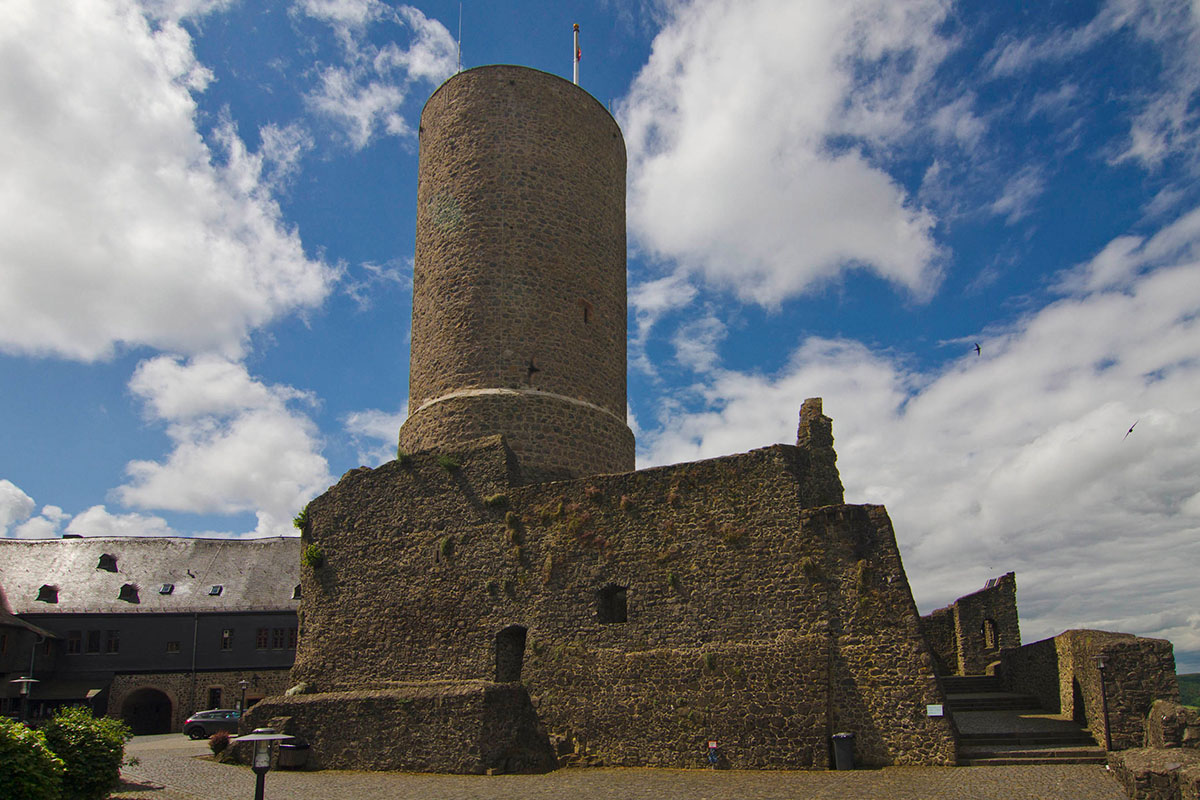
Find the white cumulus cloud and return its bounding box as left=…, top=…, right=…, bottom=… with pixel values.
left=620, top=0, right=951, bottom=306
left=0, top=0, right=335, bottom=362
left=116, top=355, right=333, bottom=536
left=302, top=2, right=456, bottom=149
left=0, top=480, right=37, bottom=536
left=344, top=406, right=408, bottom=466
left=65, top=506, right=177, bottom=538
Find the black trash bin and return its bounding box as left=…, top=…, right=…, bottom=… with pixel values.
left=277, top=738, right=310, bottom=770
left=831, top=732, right=855, bottom=770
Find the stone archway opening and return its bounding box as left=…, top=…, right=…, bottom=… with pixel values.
left=122, top=687, right=173, bottom=735
left=495, top=625, right=528, bottom=683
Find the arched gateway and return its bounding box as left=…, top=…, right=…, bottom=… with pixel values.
left=121, top=687, right=173, bottom=735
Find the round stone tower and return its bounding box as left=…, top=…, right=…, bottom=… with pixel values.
left=397, top=65, right=635, bottom=480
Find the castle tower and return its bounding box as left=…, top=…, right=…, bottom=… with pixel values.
left=397, top=65, right=635, bottom=480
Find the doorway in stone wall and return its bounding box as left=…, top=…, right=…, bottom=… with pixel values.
left=121, top=687, right=173, bottom=735
left=495, top=624, right=527, bottom=683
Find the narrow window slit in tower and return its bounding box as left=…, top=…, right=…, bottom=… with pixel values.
left=579, top=299, right=593, bottom=324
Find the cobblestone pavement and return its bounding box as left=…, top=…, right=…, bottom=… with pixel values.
left=113, top=734, right=1128, bottom=800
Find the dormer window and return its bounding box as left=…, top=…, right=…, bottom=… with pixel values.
left=292, top=584, right=301, bottom=600
left=36, top=584, right=58, bottom=603
left=97, top=554, right=117, bottom=572
left=159, top=583, right=174, bottom=595
left=208, top=585, right=223, bottom=596
left=118, top=583, right=139, bottom=603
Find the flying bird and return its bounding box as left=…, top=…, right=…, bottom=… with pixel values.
left=974, top=343, right=981, bottom=356
left=1123, top=420, right=1138, bottom=440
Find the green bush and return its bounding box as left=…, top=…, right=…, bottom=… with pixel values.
left=301, top=544, right=325, bottom=568
left=40, top=706, right=131, bottom=800
left=0, top=717, right=64, bottom=800
left=436, top=454, right=460, bottom=471
left=292, top=504, right=310, bottom=531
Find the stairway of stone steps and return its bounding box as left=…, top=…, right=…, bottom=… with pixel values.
left=942, top=674, right=1107, bottom=766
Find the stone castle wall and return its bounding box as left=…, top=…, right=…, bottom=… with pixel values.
left=919, top=571, right=1019, bottom=675
left=285, top=431, right=955, bottom=770
left=999, top=629, right=1180, bottom=751
left=398, top=65, right=633, bottom=479
left=243, top=682, right=555, bottom=773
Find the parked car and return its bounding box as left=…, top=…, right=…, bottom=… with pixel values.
left=182, top=709, right=241, bottom=739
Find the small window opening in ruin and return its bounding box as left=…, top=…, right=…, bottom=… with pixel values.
left=982, top=618, right=998, bottom=650
left=579, top=299, right=593, bottom=324
left=36, top=584, right=58, bottom=603
left=597, top=583, right=628, bottom=624
left=118, top=583, right=139, bottom=603
left=97, top=553, right=117, bottom=572
left=292, top=583, right=302, bottom=599
left=208, top=585, right=223, bottom=596
left=495, top=624, right=527, bottom=683
left=159, top=583, right=174, bottom=595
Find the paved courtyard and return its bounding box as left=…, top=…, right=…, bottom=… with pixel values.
left=113, top=734, right=1128, bottom=800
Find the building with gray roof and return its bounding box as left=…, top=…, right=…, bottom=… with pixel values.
left=0, top=536, right=299, bottom=733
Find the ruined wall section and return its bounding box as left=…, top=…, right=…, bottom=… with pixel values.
left=241, top=682, right=555, bottom=773
left=811, top=505, right=957, bottom=766
left=999, top=629, right=1180, bottom=751
left=997, top=635, right=1061, bottom=712
left=292, top=435, right=952, bottom=768
left=919, top=607, right=957, bottom=676
left=919, top=571, right=1019, bottom=675
left=1057, top=630, right=1179, bottom=750
left=398, top=65, right=633, bottom=480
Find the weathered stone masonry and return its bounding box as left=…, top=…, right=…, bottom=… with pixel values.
left=398, top=65, right=633, bottom=481
left=920, top=571, right=1019, bottom=676
left=247, top=65, right=956, bottom=773
left=255, top=408, right=957, bottom=770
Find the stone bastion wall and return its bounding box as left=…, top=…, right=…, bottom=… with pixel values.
left=278, top=431, right=955, bottom=770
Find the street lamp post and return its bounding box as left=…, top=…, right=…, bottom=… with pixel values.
left=10, top=677, right=39, bottom=724
left=238, top=679, right=249, bottom=711
left=237, top=727, right=291, bottom=800
left=1095, top=654, right=1112, bottom=751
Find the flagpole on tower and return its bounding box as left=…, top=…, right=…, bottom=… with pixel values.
left=573, top=23, right=580, bottom=85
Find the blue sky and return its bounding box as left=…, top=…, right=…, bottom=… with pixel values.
left=2, top=0, right=1199, bottom=672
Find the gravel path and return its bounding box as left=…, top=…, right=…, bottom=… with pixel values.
left=113, top=734, right=1128, bottom=800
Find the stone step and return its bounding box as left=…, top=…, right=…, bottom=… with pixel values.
left=942, top=675, right=1002, bottom=694
left=946, top=694, right=1044, bottom=711
left=959, top=752, right=1108, bottom=766
left=959, top=732, right=1098, bottom=747
left=960, top=745, right=1106, bottom=758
